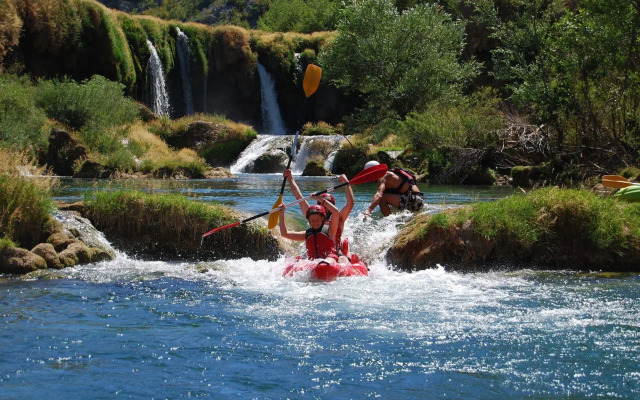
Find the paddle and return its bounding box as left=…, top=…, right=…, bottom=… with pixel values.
left=602, top=178, right=639, bottom=188
left=202, top=163, right=388, bottom=237
left=267, top=64, right=323, bottom=229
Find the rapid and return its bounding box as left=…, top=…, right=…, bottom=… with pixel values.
left=1, top=175, right=638, bottom=399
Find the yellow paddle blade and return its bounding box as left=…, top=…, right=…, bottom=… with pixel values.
left=303, top=64, right=322, bottom=98
left=602, top=178, right=635, bottom=189
left=267, top=195, right=284, bottom=229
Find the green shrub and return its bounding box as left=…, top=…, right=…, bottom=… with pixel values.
left=0, top=175, right=54, bottom=248
left=0, top=75, right=48, bottom=151
left=200, top=128, right=257, bottom=166
left=397, top=88, right=504, bottom=150
left=257, top=0, right=339, bottom=33
left=35, top=75, right=139, bottom=153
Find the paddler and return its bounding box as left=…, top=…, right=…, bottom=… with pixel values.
left=362, top=160, right=424, bottom=218
left=278, top=195, right=350, bottom=264
left=282, top=169, right=354, bottom=255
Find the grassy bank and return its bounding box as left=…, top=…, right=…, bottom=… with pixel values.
left=0, top=149, right=57, bottom=249
left=388, top=188, right=640, bottom=271
left=83, top=190, right=280, bottom=260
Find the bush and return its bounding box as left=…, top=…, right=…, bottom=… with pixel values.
left=0, top=75, right=48, bottom=151
left=35, top=75, right=139, bottom=153
left=397, top=88, right=504, bottom=150
left=257, top=0, right=339, bottom=33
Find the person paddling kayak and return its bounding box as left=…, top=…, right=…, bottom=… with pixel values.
left=363, top=160, right=424, bottom=217
left=278, top=196, right=350, bottom=264
left=283, top=169, right=354, bottom=255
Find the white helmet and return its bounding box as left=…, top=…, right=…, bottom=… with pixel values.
left=364, top=160, right=380, bottom=170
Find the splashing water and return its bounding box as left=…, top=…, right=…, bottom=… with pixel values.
left=2, top=178, right=639, bottom=398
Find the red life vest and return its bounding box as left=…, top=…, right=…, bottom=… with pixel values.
left=305, top=225, right=337, bottom=260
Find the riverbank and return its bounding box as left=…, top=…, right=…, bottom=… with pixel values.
left=387, top=187, right=640, bottom=272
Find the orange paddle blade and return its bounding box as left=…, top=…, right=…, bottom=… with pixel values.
left=303, top=64, right=322, bottom=98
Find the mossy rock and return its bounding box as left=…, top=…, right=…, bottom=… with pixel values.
left=0, top=247, right=47, bottom=274
left=31, top=243, right=63, bottom=269
left=511, top=164, right=552, bottom=187
left=302, top=161, right=331, bottom=176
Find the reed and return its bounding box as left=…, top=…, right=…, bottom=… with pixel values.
left=0, top=148, right=57, bottom=248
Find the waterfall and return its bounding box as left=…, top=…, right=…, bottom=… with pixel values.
left=146, top=40, right=170, bottom=116
left=291, top=136, right=344, bottom=175
left=230, top=135, right=292, bottom=174
left=257, top=62, right=286, bottom=135
left=176, top=28, right=194, bottom=115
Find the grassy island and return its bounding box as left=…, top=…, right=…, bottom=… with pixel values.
left=388, top=188, right=640, bottom=272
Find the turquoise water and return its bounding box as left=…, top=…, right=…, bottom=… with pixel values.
left=2, top=176, right=639, bottom=399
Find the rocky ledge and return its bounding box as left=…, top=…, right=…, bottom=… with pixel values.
left=0, top=211, right=116, bottom=274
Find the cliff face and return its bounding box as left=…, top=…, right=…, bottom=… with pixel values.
left=1, top=0, right=355, bottom=129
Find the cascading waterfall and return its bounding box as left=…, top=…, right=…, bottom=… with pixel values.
left=292, top=136, right=344, bottom=174
left=230, top=135, right=293, bottom=174
left=176, top=28, right=194, bottom=115
left=146, top=40, right=170, bottom=116
left=257, top=62, right=286, bottom=135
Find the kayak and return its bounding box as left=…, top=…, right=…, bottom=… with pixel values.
left=614, top=185, right=640, bottom=203
left=282, top=255, right=368, bottom=281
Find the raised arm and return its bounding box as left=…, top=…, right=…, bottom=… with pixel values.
left=278, top=204, right=306, bottom=241
left=284, top=169, right=309, bottom=215
left=338, top=174, right=354, bottom=222
left=312, top=194, right=340, bottom=241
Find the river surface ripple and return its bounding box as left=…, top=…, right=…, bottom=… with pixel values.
left=1, top=176, right=638, bottom=399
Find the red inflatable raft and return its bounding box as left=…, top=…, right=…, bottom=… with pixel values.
left=282, top=256, right=368, bottom=281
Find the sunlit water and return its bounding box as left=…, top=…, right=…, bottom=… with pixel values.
left=2, top=176, right=639, bottom=399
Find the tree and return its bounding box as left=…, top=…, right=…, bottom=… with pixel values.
left=320, top=0, right=478, bottom=128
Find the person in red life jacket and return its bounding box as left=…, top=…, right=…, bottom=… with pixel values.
left=362, top=160, right=424, bottom=217
left=278, top=196, right=350, bottom=264
left=282, top=169, right=354, bottom=254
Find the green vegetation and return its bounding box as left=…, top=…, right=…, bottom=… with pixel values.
left=35, top=75, right=139, bottom=153
left=417, top=188, right=640, bottom=254
left=0, top=149, right=57, bottom=249
left=257, top=0, right=339, bottom=33
left=320, top=0, right=478, bottom=133
left=0, top=75, right=49, bottom=151
left=84, top=190, right=236, bottom=243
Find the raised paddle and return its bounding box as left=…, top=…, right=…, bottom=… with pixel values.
left=268, top=64, right=323, bottom=229
left=202, top=163, right=388, bottom=237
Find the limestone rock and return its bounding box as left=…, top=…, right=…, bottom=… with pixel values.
left=0, top=247, right=47, bottom=274
left=31, top=243, right=63, bottom=269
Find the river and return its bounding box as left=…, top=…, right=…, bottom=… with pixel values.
left=1, top=175, right=638, bottom=399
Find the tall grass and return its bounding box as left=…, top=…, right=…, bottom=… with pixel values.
left=0, top=148, right=57, bottom=248
left=83, top=190, right=236, bottom=244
